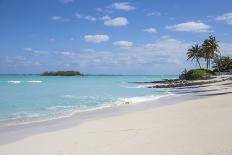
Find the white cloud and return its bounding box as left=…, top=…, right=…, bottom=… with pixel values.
left=81, top=49, right=96, bottom=52
left=144, top=38, right=190, bottom=53
left=146, top=12, right=161, bottom=16
left=50, top=16, right=69, bottom=22
left=104, top=17, right=128, bottom=27
left=75, top=13, right=97, bottom=22
left=113, top=41, right=133, bottom=48
left=84, top=16, right=97, bottom=21
left=215, top=12, right=232, bottom=25
left=166, top=22, right=212, bottom=32
left=111, top=2, right=135, bottom=11
left=100, top=15, right=111, bottom=21
left=50, top=16, right=62, bottom=21
left=60, top=51, right=75, bottom=56
left=96, top=8, right=103, bottom=12
left=33, top=50, right=49, bottom=56
left=143, top=27, right=157, bottom=33
left=75, top=13, right=82, bottom=19
left=60, top=0, right=74, bottom=4
left=21, top=48, right=48, bottom=56
left=83, top=35, right=110, bottom=43
left=53, top=37, right=192, bottom=74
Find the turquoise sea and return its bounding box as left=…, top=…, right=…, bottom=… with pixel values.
left=0, top=75, right=177, bottom=126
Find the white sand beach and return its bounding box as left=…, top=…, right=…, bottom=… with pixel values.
left=0, top=80, right=232, bottom=155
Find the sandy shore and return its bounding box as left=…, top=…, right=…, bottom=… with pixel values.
left=1, top=81, right=232, bottom=155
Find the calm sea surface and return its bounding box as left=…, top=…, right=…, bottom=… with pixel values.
left=0, top=75, right=177, bottom=126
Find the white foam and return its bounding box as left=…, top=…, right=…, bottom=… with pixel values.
left=27, top=81, right=42, bottom=83
left=115, top=93, right=173, bottom=105
left=63, top=95, right=77, bottom=99
left=124, top=84, right=154, bottom=88
left=46, top=105, right=76, bottom=111
left=7, top=81, right=21, bottom=84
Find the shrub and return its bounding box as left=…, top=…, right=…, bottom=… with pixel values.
left=185, top=69, right=214, bottom=80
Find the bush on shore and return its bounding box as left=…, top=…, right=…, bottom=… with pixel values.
left=180, top=69, right=214, bottom=80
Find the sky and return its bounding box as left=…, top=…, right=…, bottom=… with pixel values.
left=0, top=0, right=232, bottom=74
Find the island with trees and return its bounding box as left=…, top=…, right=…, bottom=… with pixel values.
left=41, top=71, right=81, bottom=76
left=136, top=35, right=232, bottom=88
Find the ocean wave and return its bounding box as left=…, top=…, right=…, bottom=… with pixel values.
left=7, top=80, right=42, bottom=84
left=1, top=112, right=42, bottom=121
left=7, top=81, right=21, bottom=84
left=46, top=105, right=77, bottom=111
left=123, top=84, right=154, bottom=89
left=114, top=94, right=173, bottom=105
left=27, top=81, right=42, bottom=83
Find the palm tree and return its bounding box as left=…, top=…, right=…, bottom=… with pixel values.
left=187, top=44, right=202, bottom=68
left=202, top=35, right=220, bottom=69
left=213, top=56, right=232, bottom=72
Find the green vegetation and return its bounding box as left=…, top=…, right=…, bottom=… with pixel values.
left=182, top=35, right=232, bottom=80
left=213, top=56, right=232, bottom=72
left=186, top=35, right=220, bottom=70
left=202, top=36, right=220, bottom=69
left=187, top=44, right=203, bottom=69
left=41, top=71, right=81, bottom=76
left=185, top=69, right=215, bottom=80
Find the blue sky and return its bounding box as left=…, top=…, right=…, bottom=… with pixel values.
left=0, top=0, right=232, bottom=74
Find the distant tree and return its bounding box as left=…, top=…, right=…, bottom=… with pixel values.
left=202, top=35, right=220, bottom=69
left=187, top=44, right=203, bottom=68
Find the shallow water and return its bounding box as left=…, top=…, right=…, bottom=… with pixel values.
left=0, top=75, right=177, bottom=126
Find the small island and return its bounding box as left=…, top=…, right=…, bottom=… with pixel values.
left=41, top=71, right=81, bottom=76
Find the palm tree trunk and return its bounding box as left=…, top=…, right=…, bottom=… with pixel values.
left=197, top=59, right=201, bottom=69
left=209, top=59, right=211, bottom=69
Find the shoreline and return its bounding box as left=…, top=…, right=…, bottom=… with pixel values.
left=0, top=77, right=232, bottom=145
left=0, top=93, right=185, bottom=145
left=0, top=86, right=232, bottom=154
left=0, top=93, right=173, bottom=128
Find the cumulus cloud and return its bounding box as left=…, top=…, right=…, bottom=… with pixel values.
left=215, top=12, right=232, bottom=25
left=99, top=15, right=111, bottom=21
left=143, top=27, right=157, bottom=33
left=166, top=21, right=212, bottom=32
left=59, top=38, right=189, bottom=67
left=83, top=35, right=110, bottom=43
left=84, top=16, right=97, bottom=21
left=111, top=2, right=136, bottom=11
left=103, top=17, right=128, bottom=27
left=113, top=41, right=133, bottom=48
left=75, top=13, right=97, bottom=22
